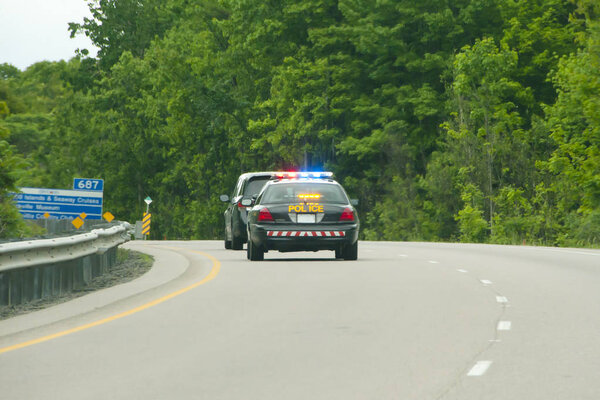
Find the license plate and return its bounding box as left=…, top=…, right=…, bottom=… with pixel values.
left=297, top=213, right=316, bottom=223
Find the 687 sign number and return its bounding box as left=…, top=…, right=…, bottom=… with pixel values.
left=73, top=178, right=104, bottom=192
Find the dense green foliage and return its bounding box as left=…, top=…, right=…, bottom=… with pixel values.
left=1, top=0, right=598, bottom=245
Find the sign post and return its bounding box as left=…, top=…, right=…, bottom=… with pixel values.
left=143, top=197, right=152, bottom=240
left=144, top=196, right=152, bottom=214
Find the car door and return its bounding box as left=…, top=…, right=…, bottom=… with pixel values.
left=225, top=177, right=244, bottom=240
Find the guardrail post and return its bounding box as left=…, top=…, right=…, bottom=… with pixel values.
left=22, top=267, right=32, bottom=304
left=9, top=270, right=20, bottom=306
left=82, top=256, right=92, bottom=285
left=42, top=265, right=52, bottom=300
left=32, top=266, right=40, bottom=301
left=54, top=262, right=62, bottom=297
left=0, top=272, right=7, bottom=305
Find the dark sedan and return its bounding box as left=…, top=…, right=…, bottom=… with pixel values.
left=220, top=172, right=278, bottom=249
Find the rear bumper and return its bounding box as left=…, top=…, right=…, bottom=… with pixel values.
left=249, top=223, right=358, bottom=252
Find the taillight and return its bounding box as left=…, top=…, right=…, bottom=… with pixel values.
left=237, top=201, right=246, bottom=209
left=258, top=208, right=274, bottom=222
left=339, top=208, right=354, bottom=221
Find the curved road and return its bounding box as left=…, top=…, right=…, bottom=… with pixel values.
left=1, top=241, right=599, bottom=399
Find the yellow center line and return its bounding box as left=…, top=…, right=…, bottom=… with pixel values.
left=0, top=248, right=221, bottom=355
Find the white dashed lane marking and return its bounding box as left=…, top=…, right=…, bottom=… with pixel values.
left=450, top=268, right=510, bottom=380
left=428, top=260, right=439, bottom=264
left=467, top=361, right=493, bottom=377
left=497, top=321, right=512, bottom=331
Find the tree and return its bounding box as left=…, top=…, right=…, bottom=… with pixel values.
left=440, top=38, right=532, bottom=239
left=0, top=116, right=28, bottom=238
left=541, top=3, right=600, bottom=245
left=69, top=0, right=192, bottom=70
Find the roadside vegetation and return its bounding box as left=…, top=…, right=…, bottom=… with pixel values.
left=0, top=0, right=598, bottom=246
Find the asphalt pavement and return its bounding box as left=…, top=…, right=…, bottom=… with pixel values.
left=0, top=240, right=599, bottom=399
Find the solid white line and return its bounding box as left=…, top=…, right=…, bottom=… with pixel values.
left=497, top=321, right=512, bottom=331
left=457, top=269, right=468, bottom=273
left=496, top=296, right=508, bottom=303
left=480, top=279, right=493, bottom=285
left=540, top=248, right=599, bottom=257
left=467, top=361, right=493, bottom=376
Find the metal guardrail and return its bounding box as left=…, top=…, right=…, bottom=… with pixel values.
left=0, top=222, right=133, bottom=306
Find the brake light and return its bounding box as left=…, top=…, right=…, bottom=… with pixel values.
left=339, top=208, right=354, bottom=221
left=258, top=208, right=274, bottom=222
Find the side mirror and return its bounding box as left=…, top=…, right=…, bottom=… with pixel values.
left=219, top=194, right=229, bottom=202
left=241, top=198, right=253, bottom=207
left=350, top=198, right=359, bottom=206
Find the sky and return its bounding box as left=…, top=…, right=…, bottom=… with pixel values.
left=0, top=0, right=99, bottom=70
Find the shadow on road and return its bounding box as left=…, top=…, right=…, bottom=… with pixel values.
left=263, top=257, right=341, bottom=262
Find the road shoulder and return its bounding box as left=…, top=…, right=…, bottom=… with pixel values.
left=0, top=242, right=188, bottom=337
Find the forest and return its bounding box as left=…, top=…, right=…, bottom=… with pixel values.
left=0, top=0, right=599, bottom=246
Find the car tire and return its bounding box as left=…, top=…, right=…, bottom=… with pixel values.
left=342, top=241, right=358, bottom=260
left=231, top=227, right=244, bottom=250
left=335, top=248, right=342, bottom=259
left=224, top=231, right=232, bottom=249
left=248, top=239, right=264, bottom=261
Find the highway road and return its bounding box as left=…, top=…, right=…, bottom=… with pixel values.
left=1, top=241, right=599, bottom=399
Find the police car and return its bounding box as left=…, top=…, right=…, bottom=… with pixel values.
left=245, top=172, right=359, bottom=261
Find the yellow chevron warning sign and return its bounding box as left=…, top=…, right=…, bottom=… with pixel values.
left=103, top=211, right=115, bottom=222
left=142, top=212, right=151, bottom=236
left=72, top=217, right=84, bottom=229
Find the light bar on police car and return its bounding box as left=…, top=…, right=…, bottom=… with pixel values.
left=274, top=171, right=333, bottom=180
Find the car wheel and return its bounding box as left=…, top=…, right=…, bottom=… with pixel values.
left=232, top=234, right=243, bottom=250
left=342, top=241, right=358, bottom=260
left=224, top=230, right=232, bottom=249
left=334, top=248, right=342, bottom=259
left=248, top=240, right=264, bottom=261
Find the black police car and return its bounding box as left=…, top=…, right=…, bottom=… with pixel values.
left=220, top=172, right=278, bottom=249
left=245, top=172, right=359, bottom=261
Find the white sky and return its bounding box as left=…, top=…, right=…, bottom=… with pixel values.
left=0, top=0, right=99, bottom=70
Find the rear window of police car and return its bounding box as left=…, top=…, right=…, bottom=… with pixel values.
left=261, top=183, right=348, bottom=205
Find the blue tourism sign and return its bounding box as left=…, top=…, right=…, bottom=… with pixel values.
left=12, top=187, right=104, bottom=220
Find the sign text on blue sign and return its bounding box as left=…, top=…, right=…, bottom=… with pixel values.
left=73, top=178, right=104, bottom=192
left=12, top=187, right=104, bottom=220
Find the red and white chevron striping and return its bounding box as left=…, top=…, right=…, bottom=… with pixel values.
left=267, top=231, right=345, bottom=237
